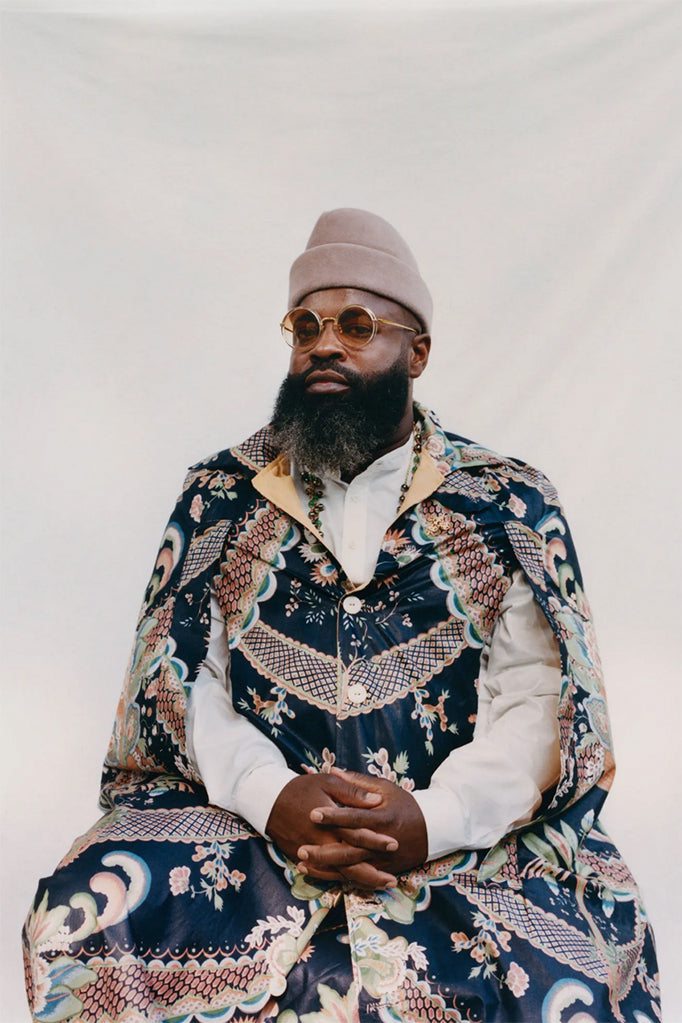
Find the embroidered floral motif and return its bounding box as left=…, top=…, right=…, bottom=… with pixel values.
left=507, top=493, right=527, bottom=519
left=505, top=962, right=530, bottom=998
left=168, top=865, right=191, bottom=896
left=284, top=578, right=330, bottom=624
left=245, top=905, right=306, bottom=949
left=311, top=560, right=339, bottom=587
left=411, top=687, right=458, bottom=754
left=239, top=684, right=295, bottom=737
left=290, top=981, right=360, bottom=1023
left=24, top=891, right=98, bottom=1020
left=299, top=540, right=328, bottom=564
left=188, top=841, right=247, bottom=910
left=362, top=748, right=414, bottom=790
left=451, top=914, right=512, bottom=983
left=189, top=494, right=204, bottom=522
left=302, top=747, right=336, bottom=773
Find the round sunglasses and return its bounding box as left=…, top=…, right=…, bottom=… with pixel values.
left=281, top=305, right=418, bottom=350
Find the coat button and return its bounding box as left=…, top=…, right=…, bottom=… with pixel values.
left=343, top=595, right=363, bottom=614
left=347, top=682, right=368, bottom=705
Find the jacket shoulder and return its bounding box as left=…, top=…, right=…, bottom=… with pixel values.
left=437, top=428, right=560, bottom=510
left=186, top=425, right=276, bottom=481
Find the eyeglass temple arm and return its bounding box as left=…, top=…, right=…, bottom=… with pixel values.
left=376, top=318, right=419, bottom=334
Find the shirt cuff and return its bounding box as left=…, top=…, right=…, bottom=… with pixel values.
left=411, top=785, right=469, bottom=861
left=233, top=763, right=298, bottom=837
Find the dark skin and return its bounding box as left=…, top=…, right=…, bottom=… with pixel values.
left=265, top=287, right=432, bottom=889
left=290, top=287, right=430, bottom=479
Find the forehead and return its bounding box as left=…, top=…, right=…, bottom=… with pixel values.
left=297, top=287, right=410, bottom=321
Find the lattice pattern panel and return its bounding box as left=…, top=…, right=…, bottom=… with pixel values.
left=180, top=521, right=231, bottom=587
left=76, top=956, right=271, bottom=1022
left=504, top=520, right=546, bottom=589
left=456, top=874, right=610, bottom=983
left=504, top=463, right=560, bottom=505
left=239, top=622, right=338, bottom=708
left=59, top=806, right=253, bottom=867
left=439, top=469, right=496, bottom=503
left=346, top=618, right=468, bottom=712
left=232, top=428, right=276, bottom=471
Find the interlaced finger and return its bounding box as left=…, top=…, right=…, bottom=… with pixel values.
left=297, top=858, right=398, bottom=890
left=298, top=842, right=368, bottom=869
left=319, top=774, right=382, bottom=808
left=335, top=827, right=398, bottom=852
left=310, top=805, right=384, bottom=829
left=337, top=862, right=398, bottom=890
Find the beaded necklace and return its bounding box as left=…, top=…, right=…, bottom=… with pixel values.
left=301, top=422, right=423, bottom=537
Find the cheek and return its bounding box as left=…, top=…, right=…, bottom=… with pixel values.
left=288, top=351, right=306, bottom=375
left=374, top=344, right=410, bottom=377
left=356, top=343, right=395, bottom=374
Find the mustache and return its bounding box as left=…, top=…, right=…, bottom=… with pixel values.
left=296, top=360, right=363, bottom=387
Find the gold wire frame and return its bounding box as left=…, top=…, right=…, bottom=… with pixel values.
left=280, top=305, right=418, bottom=349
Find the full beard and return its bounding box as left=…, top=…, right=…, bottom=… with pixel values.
left=270, top=357, right=411, bottom=478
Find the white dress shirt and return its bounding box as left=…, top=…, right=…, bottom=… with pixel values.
left=186, top=437, right=561, bottom=859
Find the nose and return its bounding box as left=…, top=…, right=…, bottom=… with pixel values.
left=309, top=318, right=346, bottom=359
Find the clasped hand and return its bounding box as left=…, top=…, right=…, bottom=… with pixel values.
left=265, top=767, right=427, bottom=890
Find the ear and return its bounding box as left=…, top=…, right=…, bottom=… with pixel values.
left=408, top=333, right=431, bottom=379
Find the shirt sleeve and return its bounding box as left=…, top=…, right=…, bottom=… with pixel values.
left=411, top=569, right=562, bottom=859
left=186, top=587, right=297, bottom=836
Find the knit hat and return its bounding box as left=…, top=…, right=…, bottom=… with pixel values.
left=288, top=208, right=432, bottom=332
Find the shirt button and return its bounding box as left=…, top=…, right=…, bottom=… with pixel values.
left=343, top=595, right=363, bottom=614
left=348, top=682, right=368, bottom=705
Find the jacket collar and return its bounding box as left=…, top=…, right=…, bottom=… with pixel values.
left=251, top=443, right=444, bottom=543
left=251, top=451, right=324, bottom=544
left=240, top=402, right=506, bottom=539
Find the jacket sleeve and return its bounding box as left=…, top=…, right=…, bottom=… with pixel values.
left=186, top=588, right=297, bottom=833
left=99, top=463, right=242, bottom=809
left=413, top=570, right=562, bottom=858
left=478, top=464, right=616, bottom=881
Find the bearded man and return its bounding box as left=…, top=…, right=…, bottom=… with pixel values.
left=24, top=210, right=659, bottom=1023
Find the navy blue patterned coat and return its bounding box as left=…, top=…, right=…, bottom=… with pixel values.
left=23, top=406, right=659, bottom=1023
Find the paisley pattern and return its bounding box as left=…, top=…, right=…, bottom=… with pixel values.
left=23, top=406, right=659, bottom=1022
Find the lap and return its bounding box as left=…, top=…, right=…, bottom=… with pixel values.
left=23, top=785, right=660, bottom=1023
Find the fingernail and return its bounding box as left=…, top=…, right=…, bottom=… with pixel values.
left=310, top=810, right=323, bottom=822
left=298, top=847, right=309, bottom=859
left=364, top=793, right=381, bottom=803
left=386, top=840, right=398, bottom=851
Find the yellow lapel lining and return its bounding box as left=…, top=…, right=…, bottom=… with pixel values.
left=393, top=449, right=444, bottom=522
left=252, top=449, right=444, bottom=547
left=252, top=452, right=325, bottom=545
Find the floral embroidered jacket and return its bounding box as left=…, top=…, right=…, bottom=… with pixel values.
left=23, top=406, right=660, bottom=1023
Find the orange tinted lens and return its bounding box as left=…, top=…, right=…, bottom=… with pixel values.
left=337, top=307, right=374, bottom=345
left=288, top=309, right=320, bottom=346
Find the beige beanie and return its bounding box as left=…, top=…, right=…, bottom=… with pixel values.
left=289, top=208, right=432, bottom=332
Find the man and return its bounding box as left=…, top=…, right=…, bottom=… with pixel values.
left=24, top=210, right=659, bottom=1023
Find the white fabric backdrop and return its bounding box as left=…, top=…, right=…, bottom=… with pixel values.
left=2, top=2, right=680, bottom=1018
